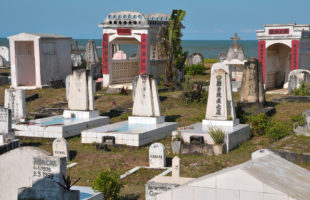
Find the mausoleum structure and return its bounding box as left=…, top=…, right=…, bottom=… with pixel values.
left=99, top=11, right=169, bottom=87
left=257, top=24, right=310, bottom=90
left=155, top=149, right=310, bottom=200
left=82, top=74, right=177, bottom=146
left=8, top=33, right=72, bottom=89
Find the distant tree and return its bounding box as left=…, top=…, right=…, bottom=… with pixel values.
left=161, top=9, right=188, bottom=85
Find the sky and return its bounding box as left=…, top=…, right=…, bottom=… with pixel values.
left=1, top=0, right=310, bottom=40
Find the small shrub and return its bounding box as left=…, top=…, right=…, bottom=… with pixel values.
left=291, top=112, right=307, bottom=127
left=265, top=121, right=292, bottom=142
left=248, top=113, right=269, bottom=136
left=172, top=128, right=184, bottom=142
left=291, top=81, right=310, bottom=96
left=227, top=115, right=233, bottom=120
left=185, top=64, right=205, bottom=75
left=181, top=81, right=208, bottom=104
left=92, top=169, right=123, bottom=200
left=208, top=126, right=225, bottom=144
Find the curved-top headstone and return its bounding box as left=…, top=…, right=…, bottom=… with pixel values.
left=218, top=52, right=227, bottom=63
left=0, top=46, right=9, bottom=62
left=0, top=56, right=4, bottom=67
left=53, top=138, right=69, bottom=161
left=149, top=143, right=166, bottom=168
left=187, top=53, right=204, bottom=66
left=288, top=69, right=310, bottom=94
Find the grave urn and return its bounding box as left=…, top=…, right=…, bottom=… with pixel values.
left=213, top=144, right=223, bottom=155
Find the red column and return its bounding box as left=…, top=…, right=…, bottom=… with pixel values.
left=258, top=40, right=266, bottom=83
left=140, top=34, right=148, bottom=74
left=102, top=33, right=109, bottom=74
left=291, top=40, right=300, bottom=71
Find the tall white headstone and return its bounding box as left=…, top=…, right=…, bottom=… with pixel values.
left=4, top=89, right=26, bottom=121
left=53, top=138, right=69, bottom=161
left=132, top=74, right=161, bottom=117
left=172, top=156, right=180, bottom=177
left=149, top=143, right=166, bottom=168
left=204, top=63, right=238, bottom=126
left=67, top=69, right=94, bottom=111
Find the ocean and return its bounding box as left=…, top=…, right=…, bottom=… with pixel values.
left=0, top=38, right=258, bottom=59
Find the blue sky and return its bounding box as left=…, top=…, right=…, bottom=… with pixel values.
left=1, top=0, right=309, bottom=40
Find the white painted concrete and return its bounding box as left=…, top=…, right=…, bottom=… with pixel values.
left=8, top=33, right=72, bottom=89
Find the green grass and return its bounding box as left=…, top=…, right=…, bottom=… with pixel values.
left=4, top=66, right=310, bottom=199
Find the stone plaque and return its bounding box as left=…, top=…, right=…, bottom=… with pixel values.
left=187, top=53, right=204, bottom=66
left=0, top=107, right=11, bottom=133
left=172, top=156, right=180, bottom=177
left=32, top=155, right=66, bottom=185
left=4, top=89, right=26, bottom=121
left=206, top=63, right=236, bottom=121
left=0, top=46, right=9, bottom=62
left=149, top=143, right=166, bottom=168
left=53, top=138, right=69, bottom=161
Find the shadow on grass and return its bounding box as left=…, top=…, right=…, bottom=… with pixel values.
left=165, top=115, right=181, bottom=122
left=159, top=96, right=168, bottom=102
left=166, top=157, right=172, bottom=167
left=20, top=142, right=42, bottom=147
left=69, top=150, right=77, bottom=160
left=121, top=194, right=140, bottom=200
left=102, top=109, right=123, bottom=118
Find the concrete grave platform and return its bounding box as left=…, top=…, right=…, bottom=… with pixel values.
left=13, top=114, right=109, bottom=138
left=175, top=122, right=250, bottom=152
left=82, top=120, right=177, bottom=146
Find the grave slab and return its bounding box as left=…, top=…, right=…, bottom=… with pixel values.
left=82, top=74, right=177, bottom=146
left=13, top=114, right=109, bottom=138
left=82, top=120, right=177, bottom=147
left=175, top=122, right=250, bottom=152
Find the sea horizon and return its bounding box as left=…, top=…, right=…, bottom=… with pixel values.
left=0, top=38, right=258, bottom=59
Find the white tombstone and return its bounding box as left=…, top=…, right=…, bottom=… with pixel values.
left=0, top=107, right=11, bottom=134
left=0, top=46, right=9, bottom=62
left=203, top=63, right=239, bottom=126
left=53, top=138, right=69, bottom=161
left=0, top=147, right=68, bottom=200
left=287, top=69, right=310, bottom=93
left=132, top=75, right=160, bottom=117
left=4, top=89, right=26, bottom=121
left=149, top=143, right=166, bottom=168
left=67, top=69, right=94, bottom=111
left=172, top=156, right=180, bottom=177
left=0, top=56, right=4, bottom=67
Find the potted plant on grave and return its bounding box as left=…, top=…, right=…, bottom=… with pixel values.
left=55, top=175, right=81, bottom=200
left=208, top=126, right=225, bottom=155
left=172, top=127, right=184, bottom=154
